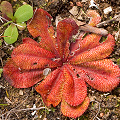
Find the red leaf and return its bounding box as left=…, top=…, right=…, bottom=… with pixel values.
left=69, top=34, right=115, bottom=65
left=11, top=39, right=60, bottom=70
left=27, top=8, right=57, bottom=54
left=77, top=34, right=101, bottom=53
left=12, top=54, right=60, bottom=70
left=70, top=33, right=102, bottom=57
left=61, top=97, right=90, bottom=118
left=62, top=64, right=87, bottom=106
left=12, top=41, right=56, bottom=59
left=70, top=10, right=101, bottom=57
left=87, top=10, right=101, bottom=26
left=35, top=68, right=64, bottom=107
left=22, top=37, right=40, bottom=46
left=57, top=18, right=79, bottom=61
left=3, top=59, right=44, bottom=88
left=27, top=8, right=52, bottom=38
left=45, top=71, right=65, bottom=107
left=70, top=32, right=85, bottom=55
left=75, top=59, right=120, bottom=92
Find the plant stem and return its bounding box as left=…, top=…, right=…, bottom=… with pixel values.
left=0, top=21, right=13, bottom=28
left=0, top=16, right=24, bottom=28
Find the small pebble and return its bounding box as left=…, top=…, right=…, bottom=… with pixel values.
left=82, top=0, right=88, bottom=2
left=43, top=68, right=51, bottom=76
left=19, top=90, right=23, bottom=95
left=39, top=115, right=42, bottom=118
left=104, top=6, right=112, bottom=14
left=89, top=0, right=99, bottom=9
left=69, top=6, right=78, bottom=16
left=100, top=112, right=104, bottom=117
left=43, top=118, right=47, bottom=120
left=89, top=96, right=96, bottom=102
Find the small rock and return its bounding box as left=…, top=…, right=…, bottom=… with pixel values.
left=39, top=115, right=42, bottom=118
left=69, top=6, right=78, bottom=16
left=82, top=0, right=88, bottom=2
left=115, top=30, right=120, bottom=41
left=19, top=90, right=23, bottom=95
left=89, top=0, right=99, bottom=9
left=89, top=96, right=96, bottom=102
left=43, top=118, right=47, bottom=120
left=0, top=85, right=5, bottom=88
left=31, top=104, right=36, bottom=116
left=43, top=68, right=51, bottom=76
left=100, top=112, right=104, bottom=117
left=103, top=6, right=112, bottom=14
left=56, top=117, right=60, bottom=119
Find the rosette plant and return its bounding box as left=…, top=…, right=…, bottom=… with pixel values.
left=3, top=8, right=120, bottom=118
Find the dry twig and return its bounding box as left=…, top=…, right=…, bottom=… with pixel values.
left=0, top=106, right=47, bottom=120
left=73, top=18, right=108, bottom=36
left=97, top=13, right=120, bottom=27
left=0, top=96, right=28, bottom=120
left=90, top=100, right=101, bottom=120
left=70, top=13, right=120, bottom=36
left=70, top=11, right=108, bottom=36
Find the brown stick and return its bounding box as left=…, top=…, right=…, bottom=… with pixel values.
left=73, top=19, right=108, bottom=36
left=80, top=24, right=108, bottom=36
left=70, top=13, right=120, bottom=36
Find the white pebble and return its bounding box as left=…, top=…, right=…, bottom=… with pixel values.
left=19, top=90, right=23, bottom=95
left=43, top=68, right=51, bottom=76
left=69, top=6, right=78, bottom=16
left=104, top=6, right=112, bottom=14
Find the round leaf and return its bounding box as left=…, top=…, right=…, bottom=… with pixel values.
left=4, top=24, right=18, bottom=44
left=0, top=1, right=13, bottom=19
left=14, top=5, right=33, bottom=23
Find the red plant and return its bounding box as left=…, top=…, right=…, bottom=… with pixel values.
left=3, top=8, right=120, bottom=118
